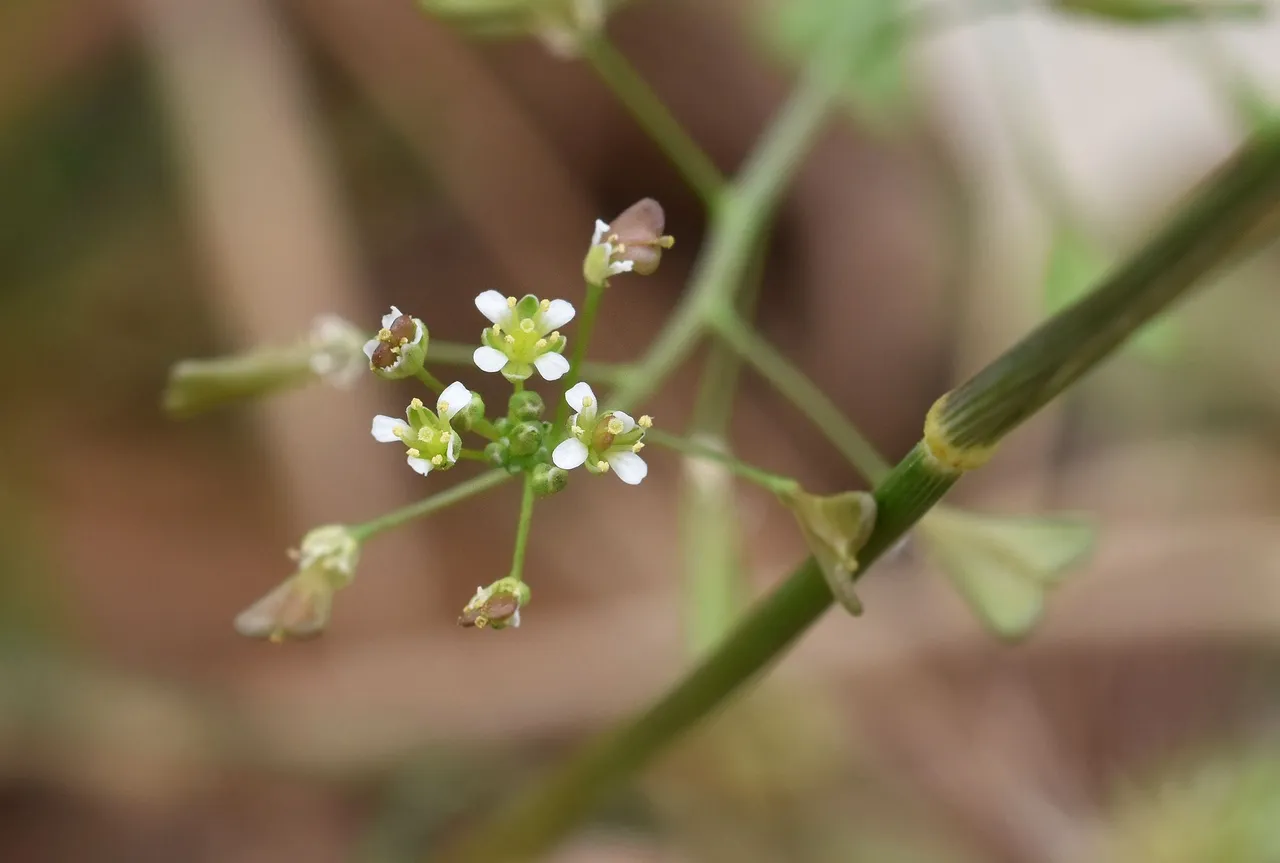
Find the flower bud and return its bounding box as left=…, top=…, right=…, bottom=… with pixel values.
left=458, top=576, right=531, bottom=630
left=484, top=440, right=508, bottom=466
left=531, top=463, right=569, bottom=497
left=450, top=392, right=487, bottom=433
left=508, top=420, right=544, bottom=457
left=508, top=390, right=546, bottom=422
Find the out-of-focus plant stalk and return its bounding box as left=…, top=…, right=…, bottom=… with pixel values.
left=437, top=124, right=1280, bottom=863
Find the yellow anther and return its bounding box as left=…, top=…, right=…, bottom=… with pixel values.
left=659, top=235, right=675, bottom=249
left=615, top=242, right=627, bottom=254
left=492, top=323, right=502, bottom=334
left=506, top=296, right=517, bottom=307
left=269, top=631, right=285, bottom=645
left=475, top=616, right=489, bottom=629
left=431, top=454, right=444, bottom=466
left=549, top=330, right=561, bottom=341
left=409, top=398, right=424, bottom=409
left=504, top=334, right=515, bottom=345
left=437, top=401, right=450, bottom=416
left=607, top=417, right=624, bottom=435
left=417, top=427, right=436, bottom=443
left=638, top=415, right=653, bottom=428
left=596, top=460, right=610, bottom=472
left=632, top=442, right=645, bottom=453
left=539, top=298, right=550, bottom=311
left=440, top=431, right=452, bottom=443
left=535, top=338, right=548, bottom=349
left=571, top=424, right=583, bottom=436
left=377, top=327, right=392, bottom=341
left=519, top=318, right=536, bottom=333
left=407, top=447, right=421, bottom=458
left=582, top=395, right=594, bottom=407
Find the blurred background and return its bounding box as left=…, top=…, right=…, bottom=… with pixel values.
left=4, top=0, right=1280, bottom=860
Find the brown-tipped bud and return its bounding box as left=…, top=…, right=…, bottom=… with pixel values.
left=607, top=198, right=671, bottom=276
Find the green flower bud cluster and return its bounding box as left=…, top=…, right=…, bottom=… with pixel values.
left=482, top=390, right=570, bottom=496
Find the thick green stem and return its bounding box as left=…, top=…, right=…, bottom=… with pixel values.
left=508, top=474, right=537, bottom=582
left=348, top=471, right=511, bottom=542
left=437, top=126, right=1280, bottom=863
left=713, top=312, right=892, bottom=483
left=580, top=37, right=725, bottom=206
left=647, top=429, right=799, bottom=496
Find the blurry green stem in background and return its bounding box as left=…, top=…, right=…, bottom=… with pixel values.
left=557, top=280, right=607, bottom=428
left=348, top=470, right=511, bottom=542
left=712, top=312, right=892, bottom=484
left=580, top=37, right=726, bottom=206
left=645, top=429, right=799, bottom=496
left=438, top=125, right=1280, bottom=863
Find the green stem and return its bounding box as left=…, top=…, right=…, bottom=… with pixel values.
left=437, top=125, right=1280, bottom=863
left=646, top=429, right=799, bottom=496
left=556, top=280, right=607, bottom=428
left=580, top=37, right=725, bottom=206
left=457, top=449, right=491, bottom=463
left=414, top=367, right=444, bottom=394
left=349, top=471, right=511, bottom=542
left=609, top=43, right=853, bottom=412
left=712, top=312, right=892, bottom=483
left=512, top=378, right=523, bottom=393
left=508, top=474, right=537, bottom=582
left=469, top=418, right=501, bottom=442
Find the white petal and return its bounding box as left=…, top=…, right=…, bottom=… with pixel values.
left=607, top=450, right=648, bottom=485
left=510, top=609, right=521, bottom=628
left=371, top=415, right=406, bottom=442
left=474, top=290, right=512, bottom=326
left=552, top=438, right=589, bottom=470
left=539, top=299, right=576, bottom=331
left=564, top=381, right=595, bottom=414
left=609, top=260, right=635, bottom=276
left=407, top=456, right=433, bottom=476
left=362, top=338, right=379, bottom=361
left=448, top=433, right=461, bottom=464
left=381, top=305, right=403, bottom=329
left=473, top=346, right=510, bottom=373
left=610, top=411, right=636, bottom=433
left=437, top=381, right=472, bottom=420
left=592, top=219, right=610, bottom=245
left=533, top=352, right=570, bottom=381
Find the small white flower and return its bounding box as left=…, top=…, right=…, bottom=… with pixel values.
left=472, top=292, right=574, bottom=382
left=583, top=200, right=672, bottom=286
left=307, top=315, right=366, bottom=387
left=551, top=383, right=650, bottom=485
left=363, top=306, right=428, bottom=379
left=370, top=381, right=471, bottom=476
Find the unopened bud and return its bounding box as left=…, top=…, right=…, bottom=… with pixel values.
left=508, top=421, right=544, bottom=457
left=484, top=440, right=508, bottom=466
left=451, top=392, right=487, bottom=433
left=531, top=463, right=569, bottom=497
left=508, top=390, right=546, bottom=422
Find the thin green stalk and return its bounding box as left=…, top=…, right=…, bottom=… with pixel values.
left=712, top=311, right=892, bottom=483
left=349, top=471, right=511, bottom=542
left=438, top=126, right=1280, bottom=863
left=457, top=449, right=491, bottom=463
left=557, top=280, right=606, bottom=428
left=580, top=37, right=725, bottom=206
left=413, top=367, right=443, bottom=393
left=508, top=474, right=537, bottom=582
left=609, top=43, right=854, bottom=412
left=647, top=429, right=799, bottom=496
left=469, top=418, right=500, bottom=442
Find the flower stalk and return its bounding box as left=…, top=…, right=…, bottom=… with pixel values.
left=436, top=124, right=1280, bottom=863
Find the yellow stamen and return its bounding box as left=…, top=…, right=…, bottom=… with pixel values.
left=409, top=398, right=424, bottom=409
left=406, top=447, right=421, bottom=458
left=506, top=296, right=517, bottom=307
left=504, top=334, right=515, bottom=345
left=539, top=298, right=550, bottom=311
left=632, top=442, right=645, bottom=453
left=571, top=424, right=583, bottom=436
left=269, top=631, right=285, bottom=644
left=377, top=327, right=392, bottom=341
left=582, top=395, right=594, bottom=408
left=431, top=454, right=444, bottom=466
left=535, top=338, right=547, bottom=349
left=596, top=460, right=610, bottom=472
left=638, top=415, right=653, bottom=428
left=440, top=431, right=452, bottom=443
left=492, top=323, right=502, bottom=334
left=659, top=235, right=675, bottom=249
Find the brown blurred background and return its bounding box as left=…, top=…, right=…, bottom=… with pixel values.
left=4, top=0, right=1280, bottom=860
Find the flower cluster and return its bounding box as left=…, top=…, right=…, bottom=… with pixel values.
left=195, top=202, right=672, bottom=642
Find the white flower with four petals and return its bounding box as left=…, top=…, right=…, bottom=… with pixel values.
left=551, top=382, right=649, bottom=485
left=472, top=291, right=575, bottom=382
left=371, top=380, right=473, bottom=476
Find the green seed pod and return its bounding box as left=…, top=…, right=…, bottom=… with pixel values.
left=508, top=390, right=545, bottom=422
